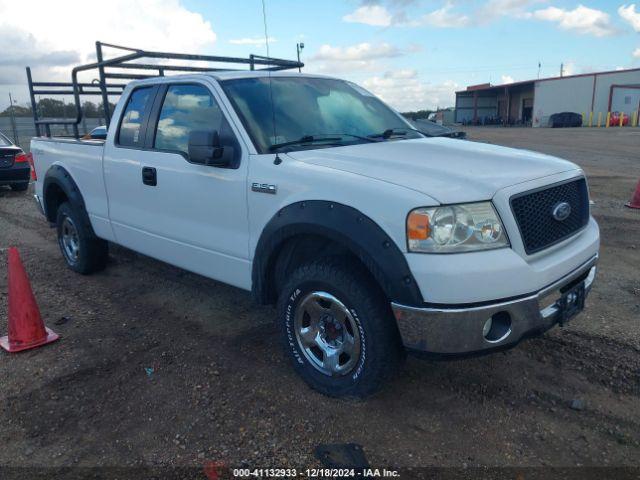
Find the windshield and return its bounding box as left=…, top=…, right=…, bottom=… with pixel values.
left=221, top=77, right=423, bottom=153
left=0, top=132, right=12, bottom=146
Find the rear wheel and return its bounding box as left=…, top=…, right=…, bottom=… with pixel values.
left=277, top=258, right=404, bottom=398
left=10, top=182, right=28, bottom=192
left=56, top=202, right=108, bottom=274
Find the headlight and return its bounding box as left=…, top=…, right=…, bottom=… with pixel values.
left=407, top=202, right=509, bottom=253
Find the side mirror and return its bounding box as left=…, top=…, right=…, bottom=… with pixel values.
left=188, top=130, right=234, bottom=167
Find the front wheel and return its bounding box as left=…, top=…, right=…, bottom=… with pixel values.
left=277, top=258, right=404, bottom=398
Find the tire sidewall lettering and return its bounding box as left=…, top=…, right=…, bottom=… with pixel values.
left=349, top=308, right=366, bottom=381
left=285, top=288, right=304, bottom=365
left=284, top=284, right=367, bottom=382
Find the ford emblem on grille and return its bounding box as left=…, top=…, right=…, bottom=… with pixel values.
left=552, top=201, right=572, bottom=221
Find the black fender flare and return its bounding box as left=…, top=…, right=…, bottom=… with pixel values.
left=252, top=201, right=423, bottom=307
left=42, top=165, right=92, bottom=232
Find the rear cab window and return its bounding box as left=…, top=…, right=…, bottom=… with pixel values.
left=117, top=87, right=154, bottom=147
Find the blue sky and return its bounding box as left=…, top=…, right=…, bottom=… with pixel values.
left=1, top=0, right=639, bottom=111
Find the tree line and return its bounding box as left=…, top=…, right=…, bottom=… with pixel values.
left=401, top=109, right=435, bottom=120
left=2, top=99, right=440, bottom=121
left=0, top=99, right=116, bottom=118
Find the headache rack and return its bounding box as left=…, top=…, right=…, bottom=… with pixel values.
left=26, top=41, right=304, bottom=138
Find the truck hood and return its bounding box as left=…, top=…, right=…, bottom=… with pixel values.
left=286, top=137, right=580, bottom=204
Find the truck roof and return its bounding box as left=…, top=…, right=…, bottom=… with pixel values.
left=208, top=71, right=334, bottom=81
left=129, top=71, right=337, bottom=85
left=125, top=71, right=339, bottom=90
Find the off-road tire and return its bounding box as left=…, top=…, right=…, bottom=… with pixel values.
left=56, top=201, right=108, bottom=274
left=277, top=257, right=405, bottom=398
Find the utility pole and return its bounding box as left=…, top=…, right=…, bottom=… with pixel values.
left=62, top=98, right=69, bottom=134
left=537, top=61, right=541, bottom=79
left=8, top=93, right=20, bottom=146
left=560, top=63, right=564, bottom=77
left=296, top=42, right=304, bottom=73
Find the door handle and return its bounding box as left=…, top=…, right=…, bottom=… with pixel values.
left=142, top=166, right=157, bottom=186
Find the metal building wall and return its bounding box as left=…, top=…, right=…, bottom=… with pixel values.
left=532, top=69, right=640, bottom=127
left=611, top=87, right=640, bottom=113
left=454, top=92, right=498, bottom=123
left=532, top=76, right=593, bottom=127
left=455, top=93, right=474, bottom=123
left=507, top=89, right=534, bottom=123
left=592, top=70, right=640, bottom=113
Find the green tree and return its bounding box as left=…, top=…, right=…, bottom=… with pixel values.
left=37, top=98, right=68, bottom=118
left=96, top=101, right=117, bottom=117
left=3, top=97, right=116, bottom=120
left=0, top=104, right=32, bottom=117
left=82, top=101, right=99, bottom=117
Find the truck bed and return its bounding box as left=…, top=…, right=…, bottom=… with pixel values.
left=31, top=136, right=106, bottom=147
left=31, top=136, right=112, bottom=241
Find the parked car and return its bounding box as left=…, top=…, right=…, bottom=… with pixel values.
left=410, top=118, right=466, bottom=139
left=549, top=112, right=582, bottom=128
left=81, top=125, right=108, bottom=140
left=0, top=131, right=30, bottom=192
left=609, top=112, right=629, bottom=126
left=31, top=72, right=599, bottom=397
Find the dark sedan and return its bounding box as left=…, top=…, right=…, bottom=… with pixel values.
left=0, top=132, right=30, bottom=192
left=549, top=112, right=582, bottom=128
left=81, top=125, right=107, bottom=140
left=410, top=118, right=467, bottom=139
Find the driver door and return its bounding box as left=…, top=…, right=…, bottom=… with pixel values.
left=103, top=81, right=251, bottom=289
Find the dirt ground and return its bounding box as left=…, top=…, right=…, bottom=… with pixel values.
left=0, top=127, right=639, bottom=478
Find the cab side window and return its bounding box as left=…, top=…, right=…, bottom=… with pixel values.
left=154, top=84, right=225, bottom=156
left=118, top=87, right=153, bottom=147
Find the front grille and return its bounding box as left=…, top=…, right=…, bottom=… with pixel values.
left=510, top=178, right=589, bottom=254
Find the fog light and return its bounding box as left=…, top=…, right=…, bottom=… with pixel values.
left=483, top=311, right=512, bottom=343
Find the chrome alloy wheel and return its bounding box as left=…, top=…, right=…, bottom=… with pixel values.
left=61, top=216, right=80, bottom=264
left=294, top=291, right=362, bottom=377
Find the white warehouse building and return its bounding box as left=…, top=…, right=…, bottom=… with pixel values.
left=455, top=67, right=640, bottom=127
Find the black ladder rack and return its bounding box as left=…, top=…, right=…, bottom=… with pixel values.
left=26, top=41, right=304, bottom=138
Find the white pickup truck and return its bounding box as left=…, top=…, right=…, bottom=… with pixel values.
left=31, top=72, right=599, bottom=397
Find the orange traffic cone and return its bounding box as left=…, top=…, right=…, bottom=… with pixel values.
left=626, top=179, right=640, bottom=209
left=0, top=247, right=59, bottom=353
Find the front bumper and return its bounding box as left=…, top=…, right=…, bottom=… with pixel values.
left=391, top=254, right=597, bottom=355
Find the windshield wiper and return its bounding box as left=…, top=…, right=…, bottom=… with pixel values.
left=269, top=133, right=380, bottom=152
left=367, top=127, right=428, bottom=140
